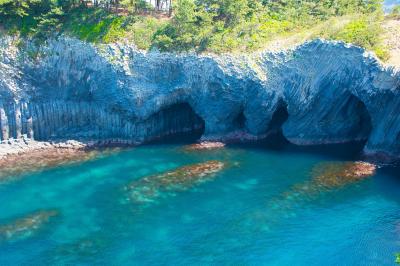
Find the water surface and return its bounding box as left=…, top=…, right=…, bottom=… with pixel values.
left=0, top=141, right=399, bottom=265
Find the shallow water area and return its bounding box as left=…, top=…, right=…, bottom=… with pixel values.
left=0, top=140, right=400, bottom=265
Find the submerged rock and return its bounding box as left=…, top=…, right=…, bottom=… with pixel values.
left=273, top=161, right=376, bottom=207
left=0, top=142, right=97, bottom=183
left=311, top=161, right=376, bottom=188
left=48, top=235, right=108, bottom=264
left=0, top=210, right=58, bottom=243
left=233, top=161, right=377, bottom=234
left=183, top=141, right=226, bottom=151
left=0, top=139, right=130, bottom=183
left=125, top=161, right=225, bottom=203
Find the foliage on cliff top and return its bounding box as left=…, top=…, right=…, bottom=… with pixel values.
left=388, top=4, right=400, bottom=18
left=0, top=0, right=391, bottom=61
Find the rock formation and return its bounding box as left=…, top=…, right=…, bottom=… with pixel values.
left=0, top=210, right=58, bottom=243
left=125, top=161, right=225, bottom=203
left=0, top=37, right=399, bottom=159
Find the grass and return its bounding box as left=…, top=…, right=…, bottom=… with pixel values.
left=261, top=13, right=390, bottom=61
left=313, top=14, right=390, bottom=61
left=0, top=7, right=392, bottom=61
left=59, top=8, right=167, bottom=48
left=61, top=8, right=128, bottom=43
left=124, top=16, right=167, bottom=50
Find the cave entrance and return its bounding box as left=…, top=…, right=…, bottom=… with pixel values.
left=146, top=103, right=205, bottom=143
left=342, top=94, right=372, bottom=142
left=233, top=110, right=246, bottom=130
left=261, top=101, right=290, bottom=147
left=268, top=101, right=289, bottom=133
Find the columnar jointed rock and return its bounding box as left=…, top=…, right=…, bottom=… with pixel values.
left=0, top=37, right=399, bottom=159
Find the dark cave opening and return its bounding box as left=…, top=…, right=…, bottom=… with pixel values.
left=252, top=95, right=373, bottom=155
left=345, top=94, right=372, bottom=141
left=257, top=94, right=373, bottom=154
left=145, top=102, right=205, bottom=143
left=268, top=101, right=289, bottom=133
left=233, top=110, right=246, bottom=130
left=256, top=101, right=290, bottom=147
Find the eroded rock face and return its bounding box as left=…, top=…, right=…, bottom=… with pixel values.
left=124, top=161, right=225, bottom=203
left=0, top=37, right=400, bottom=159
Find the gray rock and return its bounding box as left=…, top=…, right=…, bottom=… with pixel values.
left=0, top=37, right=399, bottom=159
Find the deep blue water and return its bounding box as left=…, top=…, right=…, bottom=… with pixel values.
left=0, top=141, right=400, bottom=265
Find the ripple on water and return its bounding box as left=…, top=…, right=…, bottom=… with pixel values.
left=262, top=161, right=376, bottom=221
left=191, top=161, right=378, bottom=247
left=46, top=233, right=109, bottom=265
left=0, top=143, right=397, bottom=265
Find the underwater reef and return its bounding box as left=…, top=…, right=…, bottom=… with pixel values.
left=125, top=161, right=226, bottom=203
left=0, top=37, right=400, bottom=159
left=0, top=210, right=58, bottom=243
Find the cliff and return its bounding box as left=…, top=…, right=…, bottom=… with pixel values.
left=0, top=37, right=399, bottom=159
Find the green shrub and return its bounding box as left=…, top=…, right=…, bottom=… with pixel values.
left=374, top=46, right=390, bottom=61
left=61, top=8, right=129, bottom=43
left=317, top=13, right=389, bottom=61
left=389, top=5, right=400, bottom=19
left=0, top=0, right=390, bottom=56
left=102, top=17, right=126, bottom=43
left=125, top=17, right=167, bottom=50
left=33, top=7, right=65, bottom=40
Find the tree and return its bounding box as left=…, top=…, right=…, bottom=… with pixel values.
left=0, top=0, right=42, bottom=17
left=389, top=4, right=400, bottom=18
left=121, top=0, right=152, bottom=12
left=34, top=6, right=65, bottom=39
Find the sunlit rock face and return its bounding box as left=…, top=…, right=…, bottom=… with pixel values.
left=0, top=37, right=400, bottom=158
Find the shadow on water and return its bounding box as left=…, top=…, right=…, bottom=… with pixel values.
left=229, top=131, right=367, bottom=161
left=371, top=166, right=400, bottom=205
left=145, top=129, right=205, bottom=146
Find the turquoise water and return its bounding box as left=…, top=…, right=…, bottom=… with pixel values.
left=1, top=140, right=400, bottom=265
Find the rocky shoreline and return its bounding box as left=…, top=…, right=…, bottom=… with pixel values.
left=0, top=139, right=228, bottom=181
left=0, top=138, right=391, bottom=182
left=0, top=139, right=87, bottom=160
left=0, top=138, right=138, bottom=182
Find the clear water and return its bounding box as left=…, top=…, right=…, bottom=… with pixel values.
left=1, top=140, right=400, bottom=265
